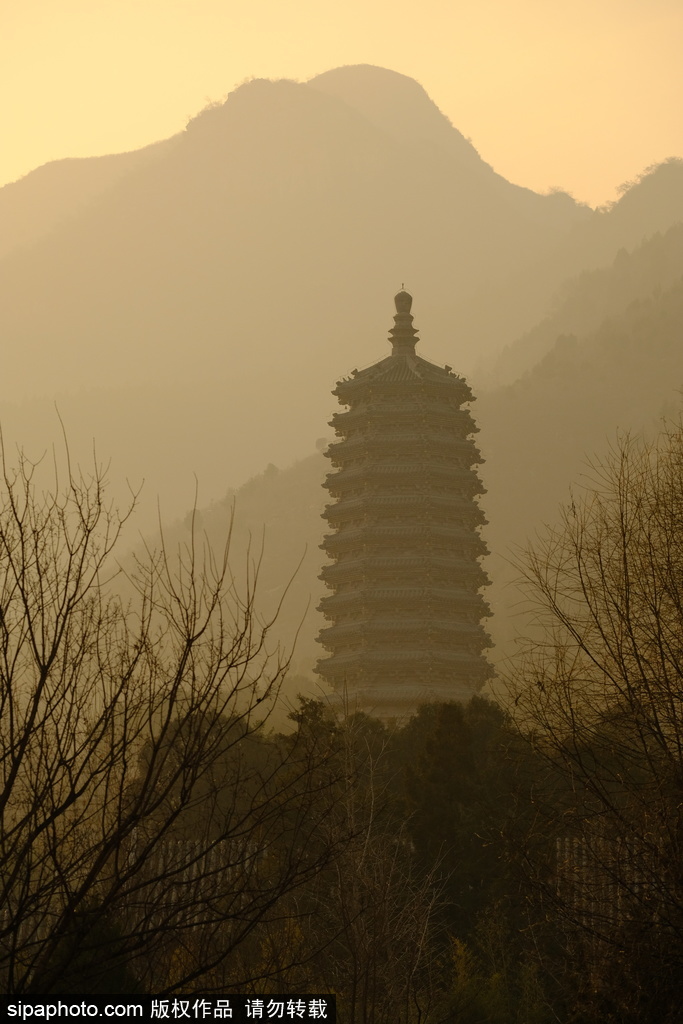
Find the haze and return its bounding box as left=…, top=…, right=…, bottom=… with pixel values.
left=5, top=0, right=682, bottom=206
left=4, top=6, right=683, bottom=1007
left=3, top=2, right=683, bottom=684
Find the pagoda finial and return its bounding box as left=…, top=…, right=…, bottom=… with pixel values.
left=394, top=288, right=412, bottom=314
left=390, top=289, right=418, bottom=352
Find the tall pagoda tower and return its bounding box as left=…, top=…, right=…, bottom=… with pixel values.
left=316, top=290, right=491, bottom=719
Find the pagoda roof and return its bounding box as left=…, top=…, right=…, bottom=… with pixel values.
left=333, top=290, right=473, bottom=404
left=335, top=354, right=473, bottom=402
left=319, top=586, right=487, bottom=608
left=331, top=402, right=477, bottom=424
left=321, top=524, right=488, bottom=553
left=327, top=434, right=480, bottom=459
left=319, top=555, right=490, bottom=585
left=318, top=648, right=487, bottom=668
left=319, top=618, right=486, bottom=640
left=324, top=464, right=486, bottom=499
left=323, top=492, right=486, bottom=522
left=325, top=459, right=484, bottom=480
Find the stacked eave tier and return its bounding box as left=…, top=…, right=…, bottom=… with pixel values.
left=330, top=400, right=479, bottom=433
left=319, top=555, right=489, bottom=589
left=325, top=432, right=482, bottom=469
left=318, top=616, right=488, bottom=647
left=321, top=522, right=488, bottom=557
left=324, top=461, right=486, bottom=497
left=316, top=646, right=492, bottom=683
left=319, top=585, right=491, bottom=615
left=323, top=492, right=486, bottom=528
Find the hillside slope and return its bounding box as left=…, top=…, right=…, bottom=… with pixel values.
left=0, top=66, right=591, bottom=535
left=481, top=220, right=683, bottom=386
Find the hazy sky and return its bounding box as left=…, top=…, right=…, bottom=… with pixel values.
left=3, top=0, right=682, bottom=206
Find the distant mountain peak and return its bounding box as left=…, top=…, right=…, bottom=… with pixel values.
left=185, top=76, right=305, bottom=132
left=606, top=158, right=683, bottom=224
left=307, top=64, right=485, bottom=169
left=309, top=63, right=428, bottom=93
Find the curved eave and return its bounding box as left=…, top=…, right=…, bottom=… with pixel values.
left=331, top=404, right=479, bottom=429
left=334, top=355, right=473, bottom=402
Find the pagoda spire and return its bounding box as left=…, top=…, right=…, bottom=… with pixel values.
left=388, top=289, right=419, bottom=354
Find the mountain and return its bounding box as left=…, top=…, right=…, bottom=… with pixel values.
left=477, top=272, right=683, bottom=657
left=0, top=65, right=590, bottom=534
left=472, top=159, right=683, bottom=380
left=3, top=62, right=683, bottom=680
left=308, top=65, right=498, bottom=175
left=481, top=220, right=683, bottom=386
left=0, top=137, right=179, bottom=261
left=134, top=454, right=331, bottom=692
left=1, top=68, right=588, bottom=398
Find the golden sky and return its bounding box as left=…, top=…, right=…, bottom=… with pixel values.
left=3, top=0, right=682, bottom=206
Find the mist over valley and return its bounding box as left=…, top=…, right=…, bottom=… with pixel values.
left=4, top=48, right=683, bottom=1013
left=3, top=65, right=682, bottom=681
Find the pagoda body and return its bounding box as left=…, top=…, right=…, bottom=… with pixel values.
left=316, top=291, right=491, bottom=719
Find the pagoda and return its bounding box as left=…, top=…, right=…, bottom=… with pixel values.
left=316, top=290, right=491, bottom=719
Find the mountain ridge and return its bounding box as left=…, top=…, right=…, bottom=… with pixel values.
left=1, top=66, right=681, bottom=547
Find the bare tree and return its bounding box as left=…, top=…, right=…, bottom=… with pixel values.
left=266, top=709, right=445, bottom=1023
left=509, top=425, right=683, bottom=1021
left=0, top=440, right=342, bottom=995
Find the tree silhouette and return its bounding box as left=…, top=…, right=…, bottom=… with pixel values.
left=0, top=439, right=342, bottom=994
left=510, top=424, right=683, bottom=1023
